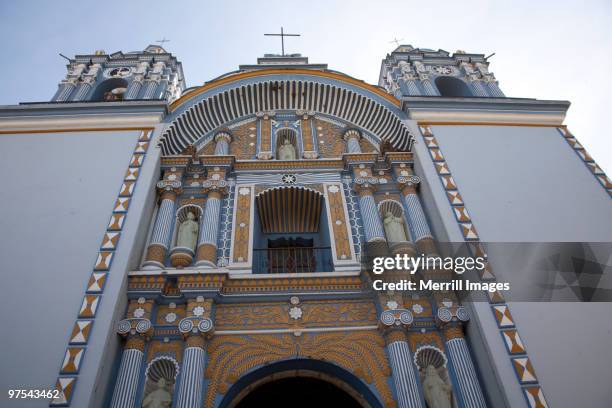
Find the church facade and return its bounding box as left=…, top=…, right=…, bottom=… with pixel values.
left=1, top=45, right=611, bottom=408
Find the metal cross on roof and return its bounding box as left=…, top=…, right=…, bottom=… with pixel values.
left=389, top=37, right=404, bottom=47
left=264, top=27, right=300, bottom=56
left=156, top=37, right=170, bottom=46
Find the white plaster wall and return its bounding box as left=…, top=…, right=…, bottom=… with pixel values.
left=0, top=128, right=159, bottom=407
left=431, top=125, right=612, bottom=407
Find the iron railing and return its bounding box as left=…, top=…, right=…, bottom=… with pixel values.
left=252, top=247, right=333, bottom=274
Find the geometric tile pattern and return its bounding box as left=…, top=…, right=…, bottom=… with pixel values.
left=420, top=124, right=548, bottom=407
left=523, top=385, right=549, bottom=408
left=50, top=129, right=152, bottom=406
left=558, top=127, right=612, bottom=198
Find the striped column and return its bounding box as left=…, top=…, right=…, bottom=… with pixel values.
left=53, top=82, right=76, bottom=101
left=71, top=82, right=92, bottom=101
left=142, top=80, right=158, bottom=99
left=214, top=132, right=232, bottom=155
left=445, top=328, right=487, bottom=408
left=385, top=330, right=424, bottom=408
left=343, top=129, right=362, bottom=153
left=176, top=337, right=207, bottom=408
left=126, top=79, right=143, bottom=99
left=421, top=79, right=438, bottom=96
left=357, top=188, right=385, bottom=242
left=469, top=80, right=489, bottom=97
left=109, top=337, right=145, bottom=408
left=401, top=186, right=433, bottom=243
left=143, top=190, right=178, bottom=269
left=195, top=191, right=222, bottom=267
left=486, top=81, right=505, bottom=97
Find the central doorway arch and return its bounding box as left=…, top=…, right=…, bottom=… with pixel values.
left=219, top=359, right=383, bottom=408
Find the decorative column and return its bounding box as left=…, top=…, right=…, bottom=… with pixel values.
left=54, top=81, right=77, bottom=102
left=143, top=180, right=182, bottom=269
left=354, top=178, right=385, bottom=242
left=485, top=76, right=505, bottom=97
left=256, top=111, right=275, bottom=160
left=380, top=310, right=424, bottom=408
left=343, top=129, right=362, bottom=153
left=176, top=299, right=215, bottom=408
left=438, top=308, right=487, bottom=408
left=142, top=80, right=159, bottom=99
left=213, top=131, right=232, bottom=155
left=126, top=76, right=144, bottom=99
left=72, top=64, right=100, bottom=101
left=195, top=179, right=228, bottom=267
left=397, top=175, right=436, bottom=255
left=468, top=79, right=489, bottom=97
left=111, top=312, right=153, bottom=408
left=297, top=110, right=318, bottom=159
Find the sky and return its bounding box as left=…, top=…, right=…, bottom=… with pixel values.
left=1, top=0, right=610, bottom=174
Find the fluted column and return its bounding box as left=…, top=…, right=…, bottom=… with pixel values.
left=343, top=129, right=362, bottom=153
left=176, top=304, right=214, bottom=408
left=111, top=316, right=153, bottom=408
left=444, top=326, right=487, bottom=408
left=380, top=309, right=423, bottom=408
left=143, top=183, right=181, bottom=269
left=213, top=131, right=232, bottom=155
left=53, top=82, right=76, bottom=101
left=485, top=78, right=505, bottom=97
left=71, top=82, right=93, bottom=101
left=195, top=184, right=226, bottom=267
left=126, top=77, right=143, bottom=99
left=355, top=185, right=385, bottom=242
left=468, top=79, right=489, bottom=97
left=398, top=177, right=435, bottom=254
left=142, top=80, right=159, bottom=99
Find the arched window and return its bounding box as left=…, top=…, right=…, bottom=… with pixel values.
left=275, top=128, right=299, bottom=160
left=435, top=76, right=472, bottom=97
left=91, top=78, right=128, bottom=101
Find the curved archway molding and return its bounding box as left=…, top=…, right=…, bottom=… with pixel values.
left=160, top=73, right=415, bottom=156
left=219, top=358, right=384, bottom=408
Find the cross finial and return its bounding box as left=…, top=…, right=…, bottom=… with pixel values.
left=156, top=37, right=170, bottom=46
left=389, top=37, right=404, bottom=47
left=264, top=27, right=300, bottom=56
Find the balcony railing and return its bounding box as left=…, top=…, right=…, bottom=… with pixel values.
left=252, top=247, right=333, bottom=274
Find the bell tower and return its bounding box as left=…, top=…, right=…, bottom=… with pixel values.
left=51, top=45, right=185, bottom=103
left=379, top=45, right=504, bottom=98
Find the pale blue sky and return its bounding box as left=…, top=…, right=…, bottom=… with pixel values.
left=1, top=0, right=610, bottom=173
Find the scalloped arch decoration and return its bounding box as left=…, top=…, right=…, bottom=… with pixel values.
left=159, top=79, right=414, bottom=155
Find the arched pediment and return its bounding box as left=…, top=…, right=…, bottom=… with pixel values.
left=159, top=69, right=414, bottom=155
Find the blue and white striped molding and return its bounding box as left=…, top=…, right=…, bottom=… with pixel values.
left=558, top=127, right=612, bottom=198
left=50, top=129, right=152, bottom=406
left=419, top=125, right=548, bottom=408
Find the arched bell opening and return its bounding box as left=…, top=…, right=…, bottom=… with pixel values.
left=253, top=186, right=332, bottom=273
left=434, top=76, right=472, bottom=97
left=219, top=358, right=383, bottom=408
left=91, top=78, right=129, bottom=101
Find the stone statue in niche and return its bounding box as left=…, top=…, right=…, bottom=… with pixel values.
left=383, top=211, right=408, bottom=243
left=423, top=365, right=452, bottom=408
left=278, top=138, right=297, bottom=160
left=142, top=378, right=172, bottom=408
left=176, top=211, right=198, bottom=250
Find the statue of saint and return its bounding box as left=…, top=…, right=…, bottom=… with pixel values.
left=176, top=211, right=198, bottom=251
left=423, top=365, right=452, bottom=408
left=142, top=378, right=172, bottom=408
left=278, top=139, right=297, bottom=160
left=383, top=211, right=407, bottom=243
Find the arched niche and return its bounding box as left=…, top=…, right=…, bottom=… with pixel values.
left=141, top=356, right=179, bottom=407
left=91, top=78, right=129, bottom=101
left=275, top=128, right=299, bottom=160
left=435, top=76, right=472, bottom=97
left=378, top=199, right=411, bottom=244
left=413, top=346, right=458, bottom=408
